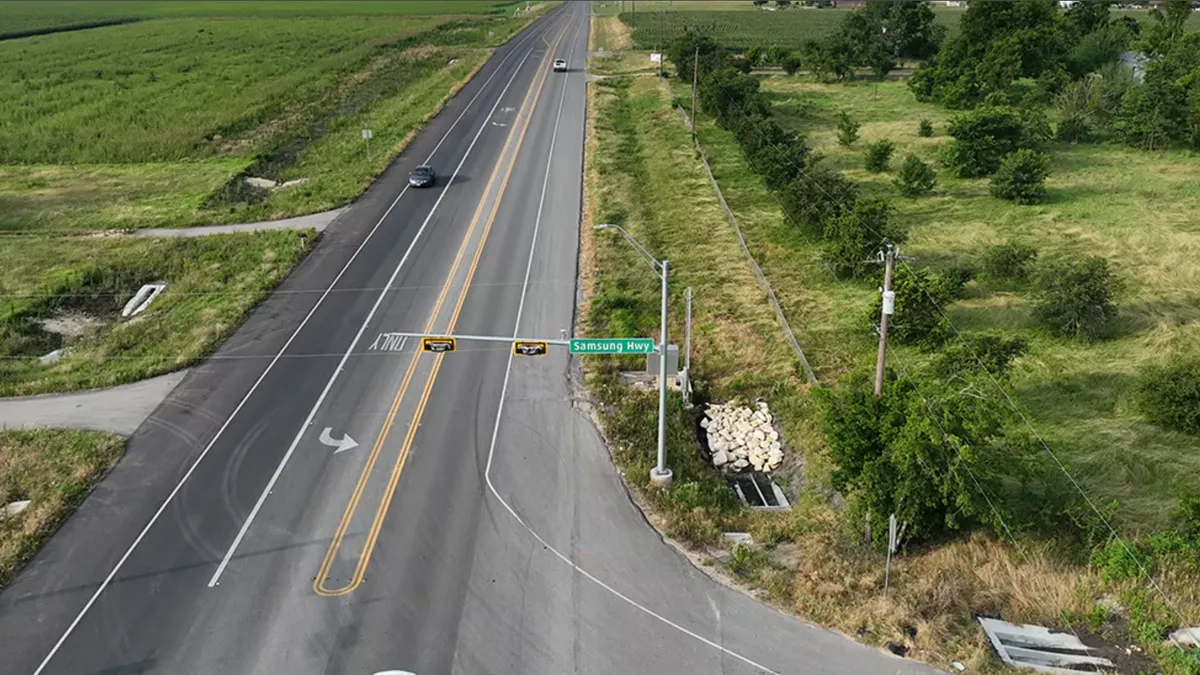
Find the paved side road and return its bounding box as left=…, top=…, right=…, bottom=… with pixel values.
left=0, top=371, right=187, bottom=436
left=133, top=208, right=347, bottom=238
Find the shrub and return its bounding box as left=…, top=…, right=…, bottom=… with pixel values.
left=1056, top=114, right=1093, bottom=143
left=982, top=241, right=1038, bottom=280
left=869, top=265, right=964, bottom=348
left=1033, top=256, right=1121, bottom=341
left=863, top=139, right=895, bottom=172
left=918, top=118, right=934, bottom=137
left=816, top=365, right=1048, bottom=547
left=779, top=163, right=859, bottom=239
left=933, top=331, right=1029, bottom=380
left=944, top=106, right=1028, bottom=178
left=893, top=154, right=937, bottom=197
left=990, top=149, right=1051, bottom=204
left=782, top=54, right=803, bottom=75
left=836, top=111, right=860, bottom=146
left=1136, top=360, right=1200, bottom=435
left=822, top=198, right=904, bottom=279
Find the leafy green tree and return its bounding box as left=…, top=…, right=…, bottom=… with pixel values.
left=990, top=149, right=1052, bottom=204
left=869, top=265, right=963, bottom=348
left=893, top=154, right=937, bottom=197
left=816, top=365, right=1047, bottom=547
left=747, top=44, right=768, bottom=67
left=933, top=331, right=1029, bottom=381
left=1033, top=256, right=1121, bottom=341
left=944, top=106, right=1029, bottom=178
left=908, top=0, right=1070, bottom=108
left=1140, top=0, right=1192, bottom=57
left=698, top=67, right=766, bottom=128
left=767, top=44, right=789, bottom=65
left=864, top=139, right=896, bottom=172
left=918, top=118, right=934, bottom=137
left=1063, top=0, right=1113, bottom=40
left=779, top=164, right=858, bottom=239
left=1066, top=22, right=1135, bottom=78
left=1115, top=32, right=1200, bottom=150
left=803, top=36, right=856, bottom=82
left=982, top=241, right=1038, bottom=280
left=1056, top=115, right=1093, bottom=142
left=1136, top=359, right=1200, bottom=435
left=822, top=198, right=904, bottom=278
left=837, top=111, right=861, bottom=146
left=782, top=53, right=804, bottom=75
left=666, top=33, right=730, bottom=83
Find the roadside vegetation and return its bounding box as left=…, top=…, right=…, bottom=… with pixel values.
left=0, top=429, right=123, bottom=588
left=586, top=1, right=1200, bottom=672
left=0, top=230, right=312, bottom=396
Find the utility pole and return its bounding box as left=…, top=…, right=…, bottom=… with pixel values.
left=657, top=11, right=664, bottom=77
left=873, top=243, right=896, bottom=398
left=690, top=47, right=698, bottom=135
left=683, top=286, right=693, bottom=407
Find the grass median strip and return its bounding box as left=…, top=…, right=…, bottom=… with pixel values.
left=0, top=429, right=123, bottom=588
left=0, top=230, right=312, bottom=396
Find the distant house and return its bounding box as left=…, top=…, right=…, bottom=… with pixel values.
left=1119, top=51, right=1151, bottom=82
left=833, top=0, right=867, bottom=6
left=1059, top=0, right=1079, bottom=8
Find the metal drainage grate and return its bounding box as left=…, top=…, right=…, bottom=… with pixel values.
left=727, top=474, right=790, bottom=510
left=978, top=618, right=1116, bottom=674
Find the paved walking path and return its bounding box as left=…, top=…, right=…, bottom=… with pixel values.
left=0, top=371, right=188, bottom=436
left=134, top=207, right=347, bottom=238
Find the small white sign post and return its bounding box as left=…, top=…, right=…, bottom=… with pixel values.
left=361, top=129, right=373, bottom=160
left=884, top=513, right=898, bottom=597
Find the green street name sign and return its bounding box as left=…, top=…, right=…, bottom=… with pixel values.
left=569, top=338, right=655, bottom=355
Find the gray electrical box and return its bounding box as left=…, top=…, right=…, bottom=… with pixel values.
left=646, top=344, right=679, bottom=377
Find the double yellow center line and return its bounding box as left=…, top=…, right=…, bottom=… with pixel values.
left=313, top=19, right=571, bottom=597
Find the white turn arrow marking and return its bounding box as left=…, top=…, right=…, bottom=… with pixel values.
left=318, top=427, right=359, bottom=453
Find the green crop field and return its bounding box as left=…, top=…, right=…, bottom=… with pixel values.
left=0, top=1, right=548, bottom=231
left=0, top=1, right=524, bottom=37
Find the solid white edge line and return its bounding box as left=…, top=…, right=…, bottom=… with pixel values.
left=206, top=43, right=540, bottom=588
left=481, top=11, right=784, bottom=675
left=28, top=16, right=552, bottom=675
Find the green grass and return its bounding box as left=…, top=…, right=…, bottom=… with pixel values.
left=0, top=162, right=246, bottom=232
left=0, top=230, right=312, bottom=396
left=0, top=428, right=123, bottom=588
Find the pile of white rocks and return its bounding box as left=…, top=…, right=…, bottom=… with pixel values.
left=700, top=401, right=782, bottom=473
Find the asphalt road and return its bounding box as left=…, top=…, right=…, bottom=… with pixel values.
left=0, top=3, right=943, bottom=674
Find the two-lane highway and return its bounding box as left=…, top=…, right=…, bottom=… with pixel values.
left=0, top=2, right=944, bottom=673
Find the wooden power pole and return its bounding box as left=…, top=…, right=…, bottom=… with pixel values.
left=691, top=47, right=699, bottom=135
left=874, top=243, right=897, bottom=398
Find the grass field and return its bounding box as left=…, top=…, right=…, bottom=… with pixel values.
left=750, top=76, right=1200, bottom=533
left=0, top=1, right=545, bottom=232
left=0, top=230, right=312, bottom=396
left=0, top=428, right=123, bottom=588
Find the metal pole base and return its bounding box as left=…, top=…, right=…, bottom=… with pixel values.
left=648, top=467, right=673, bottom=488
